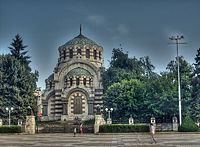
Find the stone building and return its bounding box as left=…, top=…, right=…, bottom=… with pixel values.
left=41, top=27, right=104, bottom=121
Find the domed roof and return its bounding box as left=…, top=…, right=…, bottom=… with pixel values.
left=64, top=34, right=99, bottom=46
left=63, top=25, right=100, bottom=47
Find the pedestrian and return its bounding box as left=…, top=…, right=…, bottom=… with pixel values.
left=80, top=123, right=83, bottom=134
left=150, top=123, right=157, bottom=144
left=73, top=127, right=77, bottom=137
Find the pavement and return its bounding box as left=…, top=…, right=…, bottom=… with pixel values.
left=0, top=133, right=200, bottom=147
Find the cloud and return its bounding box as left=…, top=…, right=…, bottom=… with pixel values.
left=110, top=24, right=130, bottom=41
left=87, top=15, right=105, bottom=25
left=117, top=24, right=129, bottom=35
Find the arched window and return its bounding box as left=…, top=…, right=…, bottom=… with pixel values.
left=99, top=51, right=102, bottom=60
left=83, top=78, right=87, bottom=85
left=49, top=82, right=52, bottom=89
left=94, top=50, right=97, bottom=59
left=86, top=49, right=90, bottom=58
left=77, top=48, right=81, bottom=55
left=89, top=78, right=92, bottom=85
left=69, top=49, right=73, bottom=58
left=65, top=78, right=67, bottom=88
left=59, top=50, right=61, bottom=58
left=63, top=50, right=66, bottom=59
left=76, top=78, right=80, bottom=85
left=70, top=78, right=73, bottom=86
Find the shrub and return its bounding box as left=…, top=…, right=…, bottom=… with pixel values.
left=178, top=116, right=199, bottom=132
left=0, top=125, right=22, bottom=133
left=83, top=119, right=95, bottom=125
left=99, top=124, right=149, bottom=133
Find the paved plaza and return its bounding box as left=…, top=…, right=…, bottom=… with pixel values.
left=0, top=133, right=199, bottom=147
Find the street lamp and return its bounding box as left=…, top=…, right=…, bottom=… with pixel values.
left=96, top=104, right=101, bottom=115
left=169, top=35, right=186, bottom=125
left=6, top=107, right=14, bottom=127
left=105, top=107, right=113, bottom=124
left=27, top=106, right=33, bottom=115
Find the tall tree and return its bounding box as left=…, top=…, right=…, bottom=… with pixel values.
left=191, top=48, right=200, bottom=120
left=140, top=56, right=155, bottom=77
left=9, top=34, right=31, bottom=69
left=0, top=35, right=38, bottom=123
left=102, top=48, right=157, bottom=122
left=166, top=56, right=193, bottom=117
left=102, top=48, right=156, bottom=89
left=104, top=79, right=146, bottom=121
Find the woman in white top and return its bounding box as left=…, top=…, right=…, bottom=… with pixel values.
left=150, top=123, right=157, bottom=144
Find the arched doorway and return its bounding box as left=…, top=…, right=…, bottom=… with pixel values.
left=67, top=91, right=88, bottom=119
left=74, top=96, right=82, bottom=114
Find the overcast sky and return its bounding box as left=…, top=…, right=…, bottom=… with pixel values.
left=0, top=0, right=200, bottom=89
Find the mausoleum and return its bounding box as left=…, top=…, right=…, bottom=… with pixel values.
left=40, top=26, right=104, bottom=121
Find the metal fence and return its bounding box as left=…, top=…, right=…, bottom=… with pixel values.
left=37, top=123, right=94, bottom=133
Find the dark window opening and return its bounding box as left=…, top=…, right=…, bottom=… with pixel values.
left=89, top=78, right=92, bottom=85
left=76, top=78, right=80, bottom=85
left=49, top=82, right=52, bottom=89
left=77, top=49, right=81, bottom=55
left=65, top=78, right=67, bottom=87
left=86, top=49, right=90, bottom=58
left=99, top=51, right=102, bottom=60
left=83, top=78, right=87, bottom=85
left=63, top=50, right=66, bottom=59
left=59, top=50, right=61, bottom=58
left=69, top=49, right=73, bottom=58
left=70, top=78, right=73, bottom=86
left=94, top=50, right=97, bottom=59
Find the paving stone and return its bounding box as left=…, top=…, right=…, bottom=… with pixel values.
left=0, top=133, right=200, bottom=146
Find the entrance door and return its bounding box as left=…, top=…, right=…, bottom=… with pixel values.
left=74, top=96, right=82, bottom=114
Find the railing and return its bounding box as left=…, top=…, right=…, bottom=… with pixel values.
left=37, top=123, right=94, bottom=133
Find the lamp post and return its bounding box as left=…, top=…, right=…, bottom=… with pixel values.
left=6, top=107, right=14, bottom=127
left=105, top=107, right=113, bottom=124
left=34, top=88, right=42, bottom=120
left=27, top=106, right=33, bottom=116
left=169, top=35, right=185, bottom=125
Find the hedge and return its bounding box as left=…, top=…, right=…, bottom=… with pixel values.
left=0, top=125, right=22, bottom=133
left=83, top=119, right=95, bottom=125
left=99, top=124, right=149, bottom=133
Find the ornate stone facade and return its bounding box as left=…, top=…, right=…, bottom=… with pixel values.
left=41, top=27, right=104, bottom=121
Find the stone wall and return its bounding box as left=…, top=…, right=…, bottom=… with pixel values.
left=156, top=123, right=173, bottom=131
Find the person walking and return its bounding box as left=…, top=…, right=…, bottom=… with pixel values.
left=150, top=123, right=157, bottom=144
left=73, top=127, right=77, bottom=137
left=80, top=123, right=83, bottom=134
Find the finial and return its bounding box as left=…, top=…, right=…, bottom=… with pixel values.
left=80, top=24, right=82, bottom=35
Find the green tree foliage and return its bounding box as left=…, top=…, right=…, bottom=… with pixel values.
left=102, top=48, right=156, bottom=90
left=9, top=34, right=29, bottom=60
left=145, top=72, right=178, bottom=120
left=166, top=56, right=193, bottom=117
left=0, top=35, right=38, bottom=123
left=104, top=79, right=146, bottom=121
left=178, top=116, right=199, bottom=132
left=103, top=48, right=195, bottom=122
left=9, top=34, right=31, bottom=67
left=191, top=48, right=200, bottom=120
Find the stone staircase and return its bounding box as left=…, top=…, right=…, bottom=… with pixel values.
left=37, top=120, right=94, bottom=133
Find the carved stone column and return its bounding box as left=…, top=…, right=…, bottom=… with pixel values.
left=25, top=115, right=36, bottom=134
left=94, top=114, right=106, bottom=134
